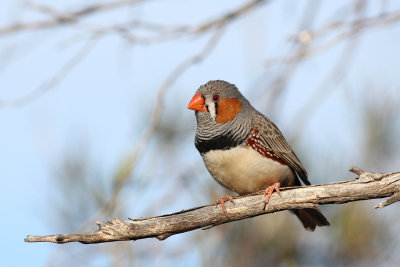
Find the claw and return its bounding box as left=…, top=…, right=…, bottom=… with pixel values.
left=215, top=195, right=235, bottom=216
left=263, top=182, right=281, bottom=209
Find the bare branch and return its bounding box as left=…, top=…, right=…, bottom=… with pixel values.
left=192, top=0, right=266, bottom=33
left=288, top=2, right=365, bottom=140
left=0, top=0, right=265, bottom=40
left=0, top=0, right=147, bottom=35
left=87, top=0, right=266, bottom=44
left=0, top=0, right=264, bottom=108
left=375, top=190, right=400, bottom=209
left=267, top=8, right=400, bottom=66
left=25, top=168, right=400, bottom=244
left=0, top=35, right=99, bottom=108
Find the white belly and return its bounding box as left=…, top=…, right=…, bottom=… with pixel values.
left=202, top=146, right=295, bottom=195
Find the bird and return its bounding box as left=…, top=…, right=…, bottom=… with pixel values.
left=187, top=80, right=329, bottom=231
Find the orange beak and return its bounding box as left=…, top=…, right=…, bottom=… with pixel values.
left=187, top=93, right=207, bottom=112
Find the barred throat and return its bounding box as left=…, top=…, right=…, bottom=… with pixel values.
left=194, top=114, right=250, bottom=154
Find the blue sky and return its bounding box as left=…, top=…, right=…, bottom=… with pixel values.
left=1, top=1, right=400, bottom=266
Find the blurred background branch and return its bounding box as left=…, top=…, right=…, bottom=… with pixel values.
left=2, top=0, right=400, bottom=266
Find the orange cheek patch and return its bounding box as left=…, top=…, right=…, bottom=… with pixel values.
left=215, top=98, right=242, bottom=123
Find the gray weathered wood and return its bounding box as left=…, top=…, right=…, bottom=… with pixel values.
left=24, top=167, right=400, bottom=244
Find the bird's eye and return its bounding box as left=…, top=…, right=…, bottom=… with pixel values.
left=212, top=94, right=220, bottom=102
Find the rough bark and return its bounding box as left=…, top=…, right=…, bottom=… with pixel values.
left=25, top=167, right=400, bottom=244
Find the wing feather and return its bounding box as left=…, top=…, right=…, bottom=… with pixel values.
left=252, top=113, right=310, bottom=185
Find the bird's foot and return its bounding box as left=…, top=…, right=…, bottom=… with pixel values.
left=215, top=195, right=235, bottom=216
left=263, top=182, right=281, bottom=207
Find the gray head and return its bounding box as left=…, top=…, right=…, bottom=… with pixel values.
left=187, top=80, right=254, bottom=148
left=188, top=80, right=252, bottom=123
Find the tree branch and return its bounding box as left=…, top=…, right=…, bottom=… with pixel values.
left=25, top=167, right=400, bottom=244
left=0, top=0, right=147, bottom=35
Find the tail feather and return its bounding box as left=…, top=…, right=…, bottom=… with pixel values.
left=293, top=208, right=330, bottom=231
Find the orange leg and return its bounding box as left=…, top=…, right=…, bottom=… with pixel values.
left=215, top=195, right=235, bottom=216
left=263, top=182, right=281, bottom=205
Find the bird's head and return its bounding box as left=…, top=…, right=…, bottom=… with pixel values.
left=187, top=80, right=250, bottom=125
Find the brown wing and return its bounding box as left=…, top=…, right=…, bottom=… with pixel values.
left=252, top=113, right=310, bottom=185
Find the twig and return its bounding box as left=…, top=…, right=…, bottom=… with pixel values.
left=88, top=0, right=267, bottom=44
left=0, top=35, right=99, bottom=108
left=262, top=0, right=321, bottom=113
left=288, top=1, right=365, bottom=139
left=267, top=8, right=400, bottom=66
left=25, top=168, right=400, bottom=244
left=0, top=0, right=265, bottom=43
left=0, top=0, right=264, bottom=108
left=0, top=0, right=147, bottom=35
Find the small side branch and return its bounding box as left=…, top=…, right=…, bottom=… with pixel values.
left=25, top=168, right=400, bottom=244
